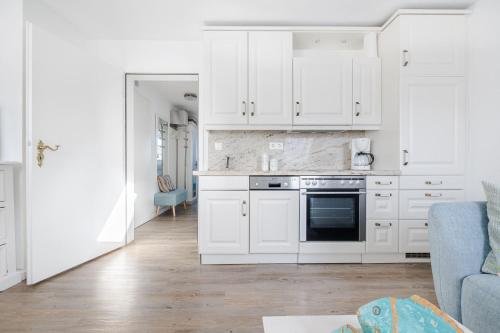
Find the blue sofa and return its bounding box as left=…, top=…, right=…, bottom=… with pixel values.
left=429, top=202, right=500, bottom=333
left=154, top=189, right=187, bottom=217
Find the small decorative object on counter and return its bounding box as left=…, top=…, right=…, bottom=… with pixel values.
left=270, top=158, right=279, bottom=171
left=261, top=153, right=269, bottom=172
left=332, top=295, right=464, bottom=333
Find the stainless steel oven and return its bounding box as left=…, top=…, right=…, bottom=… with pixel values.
left=300, top=176, right=366, bottom=242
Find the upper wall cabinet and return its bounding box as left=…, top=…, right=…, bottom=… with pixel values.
left=353, top=58, right=382, bottom=125
left=204, top=31, right=248, bottom=125
left=293, top=57, right=353, bottom=126
left=204, top=31, right=293, bottom=126
left=399, top=15, right=465, bottom=76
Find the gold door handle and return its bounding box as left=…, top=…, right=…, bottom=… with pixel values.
left=37, top=140, right=60, bottom=167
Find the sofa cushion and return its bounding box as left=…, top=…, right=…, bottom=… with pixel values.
left=482, top=181, right=500, bottom=275
left=461, top=274, right=500, bottom=333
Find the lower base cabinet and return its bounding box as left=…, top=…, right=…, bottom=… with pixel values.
left=198, top=190, right=249, bottom=254
left=399, top=220, right=430, bottom=253
left=366, top=220, right=399, bottom=253
left=250, top=191, right=299, bottom=254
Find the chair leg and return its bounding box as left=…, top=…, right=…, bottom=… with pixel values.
left=172, top=205, right=176, bottom=217
left=183, top=201, right=187, bottom=209
left=156, top=206, right=160, bottom=215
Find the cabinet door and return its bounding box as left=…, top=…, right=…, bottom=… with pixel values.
left=250, top=191, right=299, bottom=253
left=0, top=245, right=6, bottom=277
left=248, top=32, right=293, bottom=125
left=400, top=76, right=465, bottom=175
left=0, top=208, right=6, bottom=246
left=293, top=57, right=353, bottom=125
left=204, top=31, right=248, bottom=125
left=400, top=15, right=465, bottom=76
left=353, top=58, right=381, bottom=125
left=399, top=190, right=465, bottom=220
left=367, top=190, right=398, bottom=220
left=399, top=220, right=430, bottom=253
left=198, top=191, right=249, bottom=254
left=366, top=220, right=398, bottom=253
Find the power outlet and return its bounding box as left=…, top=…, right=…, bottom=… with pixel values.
left=214, top=142, right=223, bottom=151
left=269, top=142, right=284, bottom=150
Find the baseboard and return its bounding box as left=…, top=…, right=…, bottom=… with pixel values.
left=298, top=253, right=362, bottom=264
left=0, top=270, right=26, bottom=291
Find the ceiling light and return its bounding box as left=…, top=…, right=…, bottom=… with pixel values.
left=184, top=93, right=197, bottom=101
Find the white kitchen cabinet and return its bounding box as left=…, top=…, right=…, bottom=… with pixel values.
left=0, top=170, right=4, bottom=202
left=399, top=190, right=465, bottom=220
left=353, top=58, right=381, bottom=125
left=293, top=57, right=353, bottom=126
left=0, top=208, right=6, bottom=245
left=366, top=220, right=399, bottom=253
left=399, top=176, right=464, bottom=190
left=400, top=76, right=465, bottom=175
left=204, top=31, right=248, bottom=125
left=399, top=220, right=430, bottom=253
left=0, top=245, right=6, bottom=277
left=198, top=191, right=249, bottom=254
left=248, top=32, right=293, bottom=125
left=367, top=190, right=398, bottom=220
left=250, top=191, right=299, bottom=254
left=400, top=15, right=465, bottom=76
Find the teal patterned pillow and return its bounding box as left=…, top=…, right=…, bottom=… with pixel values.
left=482, top=181, right=500, bottom=275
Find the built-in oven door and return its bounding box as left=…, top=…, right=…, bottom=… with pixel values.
left=300, top=189, right=366, bottom=242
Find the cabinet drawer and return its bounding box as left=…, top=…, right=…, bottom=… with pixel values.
left=0, top=208, right=6, bottom=245
left=366, top=176, right=399, bottom=190
left=0, top=170, right=5, bottom=202
left=399, top=190, right=465, bottom=220
left=0, top=245, right=6, bottom=277
left=367, top=190, right=398, bottom=220
left=399, top=220, right=430, bottom=253
left=366, top=220, right=398, bottom=253
left=199, top=176, right=249, bottom=191
left=400, top=176, right=464, bottom=190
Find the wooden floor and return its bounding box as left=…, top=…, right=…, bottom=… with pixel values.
left=0, top=204, right=436, bottom=332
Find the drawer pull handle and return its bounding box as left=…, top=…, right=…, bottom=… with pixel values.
left=242, top=101, right=247, bottom=116
left=375, top=193, right=392, bottom=197
left=402, top=150, right=409, bottom=166
left=425, top=222, right=429, bottom=227
left=425, top=181, right=443, bottom=185
left=295, top=101, right=301, bottom=117
left=375, top=222, right=392, bottom=227
left=241, top=200, right=247, bottom=217
left=375, top=181, right=392, bottom=185
left=425, top=193, right=443, bottom=198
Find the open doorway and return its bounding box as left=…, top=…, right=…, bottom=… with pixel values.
left=125, top=74, right=199, bottom=240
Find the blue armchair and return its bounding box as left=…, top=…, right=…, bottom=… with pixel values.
left=429, top=202, right=500, bottom=333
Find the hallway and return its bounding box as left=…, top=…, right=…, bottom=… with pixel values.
left=0, top=204, right=436, bottom=332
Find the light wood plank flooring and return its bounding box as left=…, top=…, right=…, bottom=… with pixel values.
left=0, top=204, right=436, bottom=332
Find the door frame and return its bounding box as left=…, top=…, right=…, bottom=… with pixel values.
left=124, top=74, right=198, bottom=243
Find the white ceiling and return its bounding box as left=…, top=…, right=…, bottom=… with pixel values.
left=139, top=80, right=199, bottom=118
left=42, top=0, right=477, bottom=40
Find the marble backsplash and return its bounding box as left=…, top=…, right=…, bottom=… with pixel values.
left=208, top=131, right=365, bottom=171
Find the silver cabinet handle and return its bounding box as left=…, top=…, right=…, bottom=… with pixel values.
left=250, top=101, right=255, bottom=116
left=375, top=181, right=392, bottom=185
left=375, top=193, right=392, bottom=198
left=424, top=222, right=429, bottom=227
left=295, top=101, right=300, bottom=116
left=241, top=200, right=247, bottom=217
left=425, top=193, right=443, bottom=198
left=425, top=181, right=443, bottom=185
left=242, top=101, right=247, bottom=116
left=355, top=101, right=361, bottom=117
left=402, top=150, right=409, bottom=166
left=375, top=222, right=392, bottom=227
left=402, top=49, right=409, bottom=67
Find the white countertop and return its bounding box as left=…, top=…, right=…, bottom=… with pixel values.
left=194, top=169, right=400, bottom=176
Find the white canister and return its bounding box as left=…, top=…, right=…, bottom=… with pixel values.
left=270, top=158, right=279, bottom=172
left=261, top=153, right=269, bottom=172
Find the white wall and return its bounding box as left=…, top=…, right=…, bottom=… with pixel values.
left=133, top=84, right=173, bottom=228
left=466, top=0, right=500, bottom=200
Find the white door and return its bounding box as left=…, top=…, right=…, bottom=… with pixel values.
left=26, top=23, right=126, bottom=284
left=366, top=220, right=398, bottom=253
left=198, top=191, right=249, bottom=254
left=399, top=190, right=465, bottom=220
left=250, top=191, right=299, bottom=254
left=248, top=32, right=293, bottom=125
left=400, top=76, right=465, bottom=175
left=203, top=31, right=248, bottom=125
left=399, top=220, right=430, bottom=253
left=400, top=15, right=465, bottom=76
left=293, top=57, right=353, bottom=126
left=352, top=58, right=381, bottom=125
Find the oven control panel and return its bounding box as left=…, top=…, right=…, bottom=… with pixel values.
left=300, top=176, right=366, bottom=189
left=250, top=176, right=300, bottom=190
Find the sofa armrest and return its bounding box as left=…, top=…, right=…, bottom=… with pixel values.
left=428, top=202, right=490, bottom=322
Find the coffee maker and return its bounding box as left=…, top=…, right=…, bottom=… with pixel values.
left=351, top=138, right=375, bottom=171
